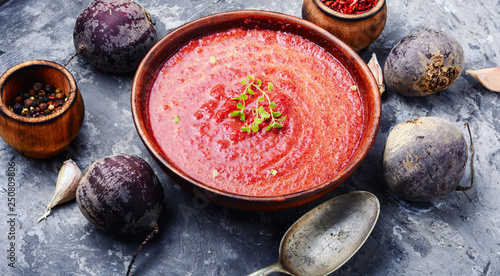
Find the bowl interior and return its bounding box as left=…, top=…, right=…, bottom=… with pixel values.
left=132, top=11, right=381, bottom=210
left=313, top=0, right=386, bottom=21
left=0, top=60, right=77, bottom=121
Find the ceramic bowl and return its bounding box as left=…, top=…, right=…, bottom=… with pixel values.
left=131, top=11, right=381, bottom=211
left=0, top=60, right=85, bottom=159
left=302, top=0, right=387, bottom=52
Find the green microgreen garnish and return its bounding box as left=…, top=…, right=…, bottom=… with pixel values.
left=212, top=169, right=219, bottom=178
left=210, top=56, right=217, bottom=63
left=173, top=116, right=180, bottom=123
left=230, top=75, right=285, bottom=133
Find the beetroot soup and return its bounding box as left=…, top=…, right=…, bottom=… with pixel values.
left=148, top=28, right=365, bottom=196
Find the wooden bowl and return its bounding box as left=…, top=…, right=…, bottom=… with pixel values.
left=302, top=0, right=387, bottom=52
left=0, top=60, right=85, bottom=159
left=131, top=11, right=381, bottom=211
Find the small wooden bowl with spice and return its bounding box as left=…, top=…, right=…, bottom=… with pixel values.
left=0, top=60, right=85, bottom=159
left=302, top=0, right=387, bottom=52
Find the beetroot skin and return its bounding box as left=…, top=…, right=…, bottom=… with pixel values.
left=384, top=29, right=465, bottom=96
left=73, top=0, right=157, bottom=73
left=76, top=153, right=164, bottom=235
left=382, top=117, right=468, bottom=201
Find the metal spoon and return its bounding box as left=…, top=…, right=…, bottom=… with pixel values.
left=248, top=191, right=380, bottom=276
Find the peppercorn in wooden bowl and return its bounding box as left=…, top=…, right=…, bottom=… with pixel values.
left=0, top=60, right=85, bottom=159
left=302, top=0, right=386, bottom=52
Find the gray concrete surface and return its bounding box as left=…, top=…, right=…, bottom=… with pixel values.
left=0, top=0, right=499, bottom=275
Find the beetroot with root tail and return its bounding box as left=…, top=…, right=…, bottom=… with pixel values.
left=76, top=153, right=164, bottom=275
left=72, top=0, right=157, bottom=73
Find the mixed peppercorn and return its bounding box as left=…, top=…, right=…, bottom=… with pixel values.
left=9, top=82, right=67, bottom=117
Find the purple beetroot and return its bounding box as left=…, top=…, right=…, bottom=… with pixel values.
left=382, top=117, right=471, bottom=201
left=76, top=153, right=164, bottom=275
left=384, top=29, right=464, bottom=96
left=72, top=0, right=157, bottom=73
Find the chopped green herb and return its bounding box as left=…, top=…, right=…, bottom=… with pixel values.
left=209, top=56, right=217, bottom=63
left=350, top=85, right=357, bottom=90
left=173, top=116, right=180, bottom=123
left=212, top=169, right=219, bottom=178
left=230, top=75, right=286, bottom=133
left=270, top=169, right=277, bottom=175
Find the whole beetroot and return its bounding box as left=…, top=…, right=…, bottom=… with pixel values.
left=382, top=117, right=471, bottom=201
left=73, top=0, right=157, bottom=73
left=77, top=153, right=163, bottom=234
left=384, top=29, right=464, bottom=96
left=76, top=153, right=164, bottom=275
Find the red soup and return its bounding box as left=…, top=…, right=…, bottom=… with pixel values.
left=148, top=28, right=365, bottom=197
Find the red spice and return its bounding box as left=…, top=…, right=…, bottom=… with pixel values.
left=321, top=0, right=378, bottom=14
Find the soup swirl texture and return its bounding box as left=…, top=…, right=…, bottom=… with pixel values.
left=148, top=28, right=364, bottom=196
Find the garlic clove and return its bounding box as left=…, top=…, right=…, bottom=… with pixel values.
left=38, top=159, right=83, bottom=222
left=466, top=67, right=500, bottom=92
left=368, top=53, right=385, bottom=95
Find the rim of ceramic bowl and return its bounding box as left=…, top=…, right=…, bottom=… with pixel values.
left=0, top=60, right=79, bottom=124
left=132, top=10, right=381, bottom=210
left=313, top=0, right=386, bottom=21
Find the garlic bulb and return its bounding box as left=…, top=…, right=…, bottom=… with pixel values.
left=38, top=159, right=83, bottom=222
left=368, top=53, right=385, bottom=95
left=466, top=67, right=500, bottom=92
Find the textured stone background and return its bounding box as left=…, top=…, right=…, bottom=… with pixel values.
left=0, top=0, right=499, bottom=275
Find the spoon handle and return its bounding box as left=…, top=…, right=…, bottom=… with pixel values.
left=247, top=262, right=293, bottom=276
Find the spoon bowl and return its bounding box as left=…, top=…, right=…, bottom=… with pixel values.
left=249, top=191, right=380, bottom=276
